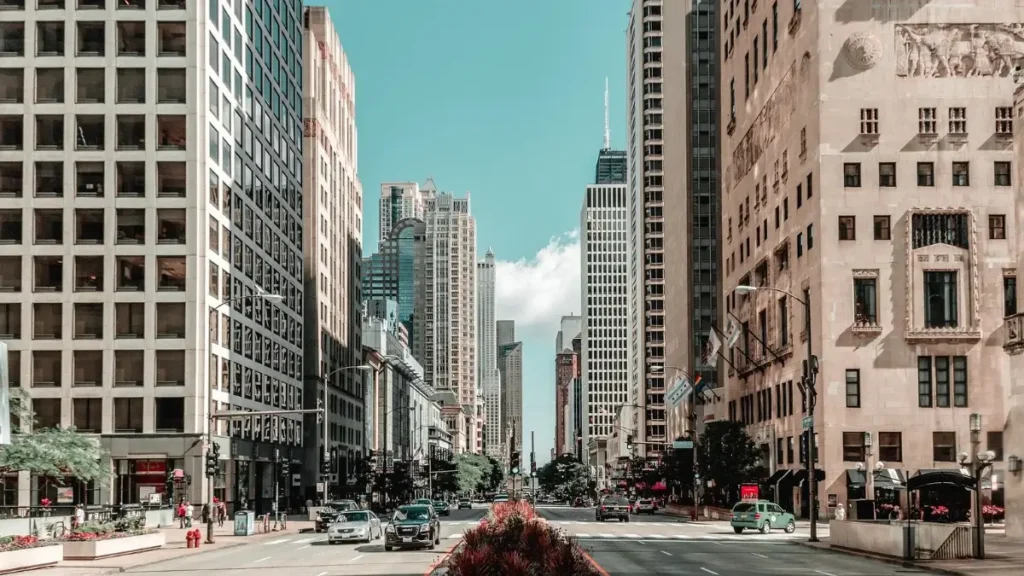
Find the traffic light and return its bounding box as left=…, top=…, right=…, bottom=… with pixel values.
left=205, top=442, right=221, bottom=477
left=320, top=451, right=331, bottom=475
left=530, top=460, right=536, bottom=474
left=316, top=399, right=324, bottom=423
left=280, top=460, right=291, bottom=480
left=510, top=451, right=520, bottom=475
left=626, top=434, right=634, bottom=447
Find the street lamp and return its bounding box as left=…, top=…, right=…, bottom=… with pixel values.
left=734, top=284, right=820, bottom=542
left=381, top=404, right=415, bottom=507
left=965, top=413, right=994, bottom=559
left=318, top=364, right=372, bottom=504
left=205, top=292, right=283, bottom=544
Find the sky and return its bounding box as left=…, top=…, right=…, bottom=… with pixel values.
left=328, top=0, right=629, bottom=464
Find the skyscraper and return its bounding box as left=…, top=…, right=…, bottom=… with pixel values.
left=554, top=314, right=582, bottom=454
left=379, top=180, right=436, bottom=244
left=302, top=6, right=364, bottom=496
left=424, top=191, right=478, bottom=453
left=362, top=218, right=426, bottom=360
left=498, top=338, right=523, bottom=455
left=477, top=250, right=502, bottom=459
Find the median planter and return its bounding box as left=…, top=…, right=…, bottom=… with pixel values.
left=62, top=532, right=165, bottom=560
left=0, top=543, right=63, bottom=573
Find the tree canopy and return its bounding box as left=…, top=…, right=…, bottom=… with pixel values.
left=696, top=420, right=761, bottom=506
left=537, top=454, right=591, bottom=500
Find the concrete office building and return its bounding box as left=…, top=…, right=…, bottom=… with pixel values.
left=580, top=184, right=629, bottom=466
left=554, top=314, right=581, bottom=454
left=378, top=180, right=435, bottom=245
left=717, top=0, right=1016, bottom=519
left=477, top=250, right=502, bottom=459
left=423, top=191, right=477, bottom=453
left=555, top=314, right=582, bottom=354
left=0, top=0, right=306, bottom=510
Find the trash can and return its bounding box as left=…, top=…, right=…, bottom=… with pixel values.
left=233, top=510, right=255, bottom=536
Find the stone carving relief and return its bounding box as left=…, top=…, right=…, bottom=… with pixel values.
left=728, top=62, right=799, bottom=190
left=844, top=32, right=883, bottom=71
left=896, top=24, right=1024, bottom=78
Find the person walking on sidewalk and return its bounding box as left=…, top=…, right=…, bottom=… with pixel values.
left=177, top=502, right=186, bottom=528
left=217, top=501, right=227, bottom=527
left=73, top=504, right=85, bottom=529
left=184, top=501, right=194, bottom=528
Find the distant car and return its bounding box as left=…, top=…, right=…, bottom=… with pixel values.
left=633, top=499, right=656, bottom=514
left=384, top=505, right=441, bottom=551
left=458, top=499, right=472, bottom=510
left=596, top=495, right=630, bottom=522
left=730, top=500, right=796, bottom=534
left=315, top=500, right=361, bottom=532
left=414, top=498, right=433, bottom=506
left=493, top=494, right=509, bottom=504
left=432, top=500, right=450, bottom=516
left=327, top=510, right=381, bottom=544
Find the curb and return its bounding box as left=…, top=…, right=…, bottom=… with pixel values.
left=580, top=548, right=611, bottom=576
left=424, top=540, right=464, bottom=576
left=96, top=528, right=296, bottom=575
left=789, top=540, right=972, bottom=576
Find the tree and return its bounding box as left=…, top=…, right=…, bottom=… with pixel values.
left=429, top=454, right=458, bottom=495
left=537, top=454, right=590, bottom=500
left=454, top=454, right=484, bottom=495
left=662, top=437, right=696, bottom=503
left=696, top=421, right=761, bottom=506
left=485, top=455, right=505, bottom=492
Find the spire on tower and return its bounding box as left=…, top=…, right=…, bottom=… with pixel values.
left=603, top=77, right=610, bottom=150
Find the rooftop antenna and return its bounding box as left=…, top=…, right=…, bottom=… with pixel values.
left=603, top=77, right=611, bottom=150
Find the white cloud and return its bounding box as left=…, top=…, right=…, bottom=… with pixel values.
left=495, top=230, right=580, bottom=329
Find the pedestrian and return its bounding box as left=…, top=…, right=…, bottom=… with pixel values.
left=834, top=503, right=846, bottom=521
left=217, top=501, right=226, bottom=527
left=177, top=501, right=186, bottom=528
left=185, top=501, right=194, bottom=528
left=73, top=504, right=85, bottom=529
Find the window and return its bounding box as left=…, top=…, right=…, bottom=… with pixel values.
left=952, top=356, right=967, bottom=407
left=744, top=53, right=750, bottom=98
left=796, top=232, right=803, bottom=257
left=845, top=369, right=860, bottom=408
left=918, top=355, right=968, bottom=408
left=996, top=106, right=1013, bottom=134
left=776, top=438, right=783, bottom=464
left=949, top=107, right=967, bottom=133
left=917, top=162, right=935, bottom=186
left=842, top=431, right=865, bottom=461
left=878, top=432, right=902, bottom=462
left=729, top=78, right=736, bottom=120
left=990, top=215, right=1006, bottom=240
left=932, top=431, right=956, bottom=462
left=1004, top=275, right=1017, bottom=317
left=879, top=162, right=896, bottom=187
left=843, top=163, right=861, bottom=187
left=987, top=431, right=1003, bottom=461
left=918, top=107, right=937, bottom=134
left=838, top=216, right=856, bottom=240
left=778, top=296, right=788, bottom=346
left=772, top=2, right=778, bottom=51
left=854, top=278, right=877, bottom=325
left=873, top=215, right=891, bottom=240
left=918, top=356, right=932, bottom=407
left=860, top=108, right=878, bottom=135
left=995, top=161, right=1011, bottom=186
left=952, top=161, right=969, bottom=186
left=924, top=271, right=958, bottom=328
left=806, top=224, right=814, bottom=249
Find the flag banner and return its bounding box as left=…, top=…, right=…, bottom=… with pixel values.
left=702, top=330, right=722, bottom=367
left=725, top=318, right=742, bottom=348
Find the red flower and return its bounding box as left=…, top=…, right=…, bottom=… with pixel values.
left=40, top=498, right=52, bottom=508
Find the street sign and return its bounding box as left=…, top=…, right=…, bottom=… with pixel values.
left=802, top=416, right=813, bottom=430
left=316, top=482, right=325, bottom=492
left=672, top=440, right=693, bottom=450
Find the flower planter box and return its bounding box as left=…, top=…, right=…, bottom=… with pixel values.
left=62, top=532, right=165, bottom=560
left=0, top=545, right=63, bottom=573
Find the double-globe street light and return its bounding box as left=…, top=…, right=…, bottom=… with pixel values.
left=734, top=284, right=820, bottom=542
left=314, top=364, right=373, bottom=504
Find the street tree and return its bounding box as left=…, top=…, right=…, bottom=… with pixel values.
left=537, top=454, right=590, bottom=500
left=696, top=420, right=761, bottom=506
left=662, top=437, right=696, bottom=503
left=429, top=453, right=458, bottom=495
left=454, top=453, right=484, bottom=495
left=485, top=455, right=504, bottom=492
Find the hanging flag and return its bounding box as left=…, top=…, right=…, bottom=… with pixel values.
left=702, top=331, right=722, bottom=367
left=725, top=318, right=742, bottom=349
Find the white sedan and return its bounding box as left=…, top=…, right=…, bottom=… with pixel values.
left=327, top=510, right=382, bottom=544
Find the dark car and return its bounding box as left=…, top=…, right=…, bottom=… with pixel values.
left=315, top=500, right=360, bottom=532
left=433, top=500, right=450, bottom=516
left=596, top=495, right=630, bottom=522
left=458, top=499, right=472, bottom=510
left=384, top=505, right=441, bottom=551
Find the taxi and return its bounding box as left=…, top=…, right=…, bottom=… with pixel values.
left=730, top=500, right=796, bottom=534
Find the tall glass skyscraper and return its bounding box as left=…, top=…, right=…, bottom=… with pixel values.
left=361, top=218, right=426, bottom=360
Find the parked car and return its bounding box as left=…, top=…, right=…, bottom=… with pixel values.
left=327, top=510, right=382, bottom=544
left=384, top=505, right=441, bottom=551
left=730, top=500, right=796, bottom=534
left=596, top=495, right=630, bottom=522
left=315, top=500, right=361, bottom=532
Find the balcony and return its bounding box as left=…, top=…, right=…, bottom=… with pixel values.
left=113, top=398, right=143, bottom=433
left=0, top=115, right=22, bottom=151
left=0, top=209, right=22, bottom=244
left=35, top=115, right=63, bottom=150
left=157, top=161, right=185, bottom=197
left=0, top=163, right=20, bottom=198
left=156, top=116, right=185, bottom=150
left=0, top=303, right=20, bottom=339
left=35, top=68, right=63, bottom=103
left=116, top=115, right=144, bottom=150
left=74, top=255, right=102, bottom=291
left=0, top=256, right=21, bottom=291
left=157, top=68, right=186, bottom=103
left=33, top=257, right=62, bottom=292
left=116, top=161, right=144, bottom=197
left=157, top=22, right=186, bottom=56
left=76, top=22, right=105, bottom=56
left=35, top=162, right=63, bottom=198
left=157, top=256, right=185, bottom=291
left=114, top=349, right=143, bottom=386
left=157, top=209, right=185, bottom=244
left=32, top=350, right=61, bottom=388
left=33, top=302, right=61, bottom=339
left=76, top=162, right=104, bottom=197
left=0, top=23, right=24, bottom=56
left=76, top=68, right=104, bottom=103
left=75, top=115, right=104, bottom=150
left=74, top=208, right=103, bottom=244
left=114, top=302, right=143, bottom=338
left=116, top=22, right=145, bottom=56
left=73, top=302, right=102, bottom=338
left=115, top=256, right=144, bottom=291
left=155, top=350, right=184, bottom=386
left=115, top=208, right=144, bottom=244
left=72, top=398, right=101, bottom=432
left=0, top=69, right=22, bottom=102
left=73, top=351, right=102, bottom=387
left=36, top=21, right=63, bottom=56
left=116, top=68, right=145, bottom=103
left=34, top=209, right=63, bottom=244
left=156, top=302, right=184, bottom=338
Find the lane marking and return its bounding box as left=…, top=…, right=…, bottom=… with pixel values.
left=649, top=534, right=668, bottom=539
left=299, top=544, right=310, bottom=550
left=294, top=538, right=313, bottom=544
left=252, top=556, right=271, bottom=563
left=815, top=572, right=837, bottom=576
left=600, top=533, right=614, bottom=538
left=623, top=534, right=640, bottom=538
left=265, top=538, right=290, bottom=545
left=752, top=552, right=768, bottom=558
left=700, top=569, right=718, bottom=576
left=661, top=550, right=672, bottom=556
left=349, top=554, right=364, bottom=563
left=316, top=572, right=328, bottom=576
left=577, top=533, right=590, bottom=538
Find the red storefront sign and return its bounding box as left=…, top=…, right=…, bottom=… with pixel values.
left=740, top=484, right=759, bottom=502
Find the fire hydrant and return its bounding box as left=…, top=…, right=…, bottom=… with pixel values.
left=185, top=530, right=194, bottom=549
left=193, top=529, right=201, bottom=549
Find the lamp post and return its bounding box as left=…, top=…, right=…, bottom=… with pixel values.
left=205, top=292, right=283, bottom=544
left=967, top=413, right=995, bottom=559
left=318, top=364, right=372, bottom=504
left=863, top=432, right=874, bottom=515
left=735, top=284, right=819, bottom=542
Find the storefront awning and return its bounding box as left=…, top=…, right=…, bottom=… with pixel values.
left=845, top=468, right=866, bottom=488
left=872, top=468, right=907, bottom=490
left=907, top=468, right=976, bottom=491
left=765, top=469, right=792, bottom=485
left=791, top=468, right=825, bottom=485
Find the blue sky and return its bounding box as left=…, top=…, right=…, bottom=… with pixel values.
left=328, top=0, right=629, bottom=464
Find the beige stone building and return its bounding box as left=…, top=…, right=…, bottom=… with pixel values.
left=1003, top=84, right=1024, bottom=541
left=717, top=0, right=1017, bottom=519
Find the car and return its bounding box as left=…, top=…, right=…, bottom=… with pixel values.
left=633, top=499, right=656, bottom=514
left=315, top=500, right=361, bottom=532
left=730, top=500, right=796, bottom=534
left=493, top=494, right=509, bottom=504
left=414, top=498, right=433, bottom=506
left=596, top=495, right=630, bottom=522
left=433, top=500, right=450, bottom=516
left=458, top=499, right=472, bottom=510
left=327, top=510, right=381, bottom=544
left=384, top=505, right=441, bottom=551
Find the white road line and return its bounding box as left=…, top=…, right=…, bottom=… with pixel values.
left=252, top=557, right=271, bottom=564
left=349, top=554, right=364, bottom=563
left=661, top=550, right=672, bottom=556
left=265, top=538, right=290, bottom=545
left=649, top=534, right=668, bottom=539
left=316, top=572, right=328, bottom=576
left=600, top=534, right=614, bottom=538
left=298, top=545, right=310, bottom=550
left=293, top=538, right=313, bottom=544
left=700, top=569, right=718, bottom=576
left=752, top=552, right=768, bottom=558
left=623, top=534, right=640, bottom=538
left=815, top=572, right=837, bottom=576
left=577, top=533, right=590, bottom=538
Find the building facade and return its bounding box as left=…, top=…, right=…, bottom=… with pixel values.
left=580, top=184, right=629, bottom=465
left=497, top=340, right=522, bottom=456
left=301, top=5, right=364, bottom=503
left=717, top=0, right=1016, bottom=518
left=555, top=349, right=577, bottom=457
left=423, top=191, right=477, bottom=453
left=378, top=180, right=435, bottom=244
left=555, top=314, right=582, bottom=354
left=477, top=249, right=502, bottom=459
left=362, top=217, right=426, bottom=359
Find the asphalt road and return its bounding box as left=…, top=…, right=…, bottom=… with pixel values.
left=119, top=507, right=487, bottom=576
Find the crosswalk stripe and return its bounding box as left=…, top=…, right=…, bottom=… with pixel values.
left=576, top=533, right=590, bottom=538
left=293, top=538, right=313, bottom=544
left=623, top=534, right=640, bottom=538
left=265, top=538, right=291, bottom=545
left=648, top=534, right=667, bottom=539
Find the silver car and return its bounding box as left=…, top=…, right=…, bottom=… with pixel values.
left=327, top=510, right=382, bottom=544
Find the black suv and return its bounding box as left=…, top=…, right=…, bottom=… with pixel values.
left=596, top=495, right=630, bottom=522
left=384, top=505, right=441, bottom=551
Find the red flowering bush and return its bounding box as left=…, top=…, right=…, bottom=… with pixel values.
left=59, top=519, right=152, bottom=542
left=0, top=535, right=59, bottom=552
left=983, top=505, right=1005, bottom=522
